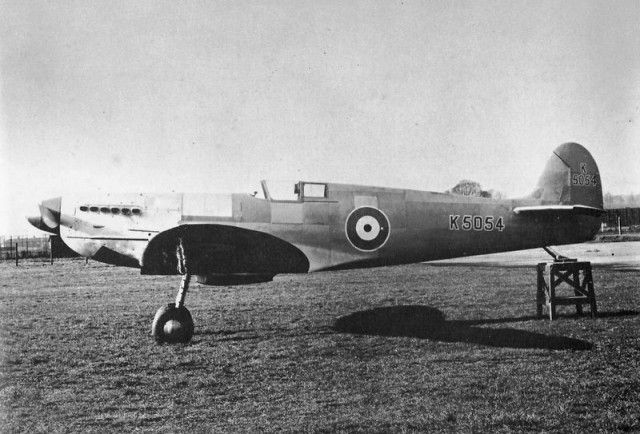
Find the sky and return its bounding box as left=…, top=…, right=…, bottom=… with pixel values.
left=1, top=0, right=639, bottom=235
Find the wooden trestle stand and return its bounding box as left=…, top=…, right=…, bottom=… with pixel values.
left=536, top=247, right=597, bottom=320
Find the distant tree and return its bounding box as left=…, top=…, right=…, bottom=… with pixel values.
left=603, top=192, right=640, bottom=209
left=446, top=180, right=505, bottom=199
left=447, top=180, right=482, bottom=197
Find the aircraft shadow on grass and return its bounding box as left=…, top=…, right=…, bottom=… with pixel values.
left=459, top=309, right=639, bottom=326
left=333, top=305, right=604, bottom=350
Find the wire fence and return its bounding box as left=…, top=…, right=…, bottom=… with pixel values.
left=0, top=236, right=49, bottom=259
left=0, top=235, right=78, bottom=261
left=602, top=208, right=640, bottom=231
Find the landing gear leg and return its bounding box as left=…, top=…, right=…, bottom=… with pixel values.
left=151, top=239, right=195, bottom=344
left=151, top=274, right=195, bottom=343
left=175, top=273, right=191, bottom=309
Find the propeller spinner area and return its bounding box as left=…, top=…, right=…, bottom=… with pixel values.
left=27, top=197, right=62, bottom=235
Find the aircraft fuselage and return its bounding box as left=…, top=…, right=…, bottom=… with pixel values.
left=53, top=181, right=600, bottom=277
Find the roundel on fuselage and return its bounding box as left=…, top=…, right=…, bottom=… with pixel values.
left=345, top=206, right=390, bottom=252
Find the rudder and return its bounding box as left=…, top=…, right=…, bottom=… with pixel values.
left=531, top=143, right=603, bottom=209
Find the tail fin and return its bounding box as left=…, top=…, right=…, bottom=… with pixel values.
left=530, top=142, right=603, bottom=209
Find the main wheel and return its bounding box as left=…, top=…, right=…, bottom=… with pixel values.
left=151, top=303, right=194, bottom=344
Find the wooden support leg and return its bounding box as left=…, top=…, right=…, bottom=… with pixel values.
left=536, top=263, right=546, bottom=318
left=585, top=265, right=597, bottom=318
left=574, top=268, right=583, bottom=316
left=548, top=265, right=556, bottom=321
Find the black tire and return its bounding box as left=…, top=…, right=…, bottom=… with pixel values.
left=151, top=303, right=194, bottom=344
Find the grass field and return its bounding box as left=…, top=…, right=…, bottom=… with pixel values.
left=1, top=258, right=639, bottom=432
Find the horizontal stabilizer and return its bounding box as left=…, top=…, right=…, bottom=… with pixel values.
left=513, top=205, right=605, bottom=216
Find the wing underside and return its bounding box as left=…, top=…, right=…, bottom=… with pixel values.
left=141, top=224, right=310, bottom=276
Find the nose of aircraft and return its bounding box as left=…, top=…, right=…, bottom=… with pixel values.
left=27, top=197, right=62, bottom=235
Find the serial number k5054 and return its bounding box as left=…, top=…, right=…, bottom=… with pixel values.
left=571, top=173, right=598, bottom=186
left=449, top=215, right=505, bottom=232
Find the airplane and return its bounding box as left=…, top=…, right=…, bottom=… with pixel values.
left=28, top=142, right=604, bottom=344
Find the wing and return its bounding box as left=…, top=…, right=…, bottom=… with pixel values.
left=140, top=224, right=310, bottom=277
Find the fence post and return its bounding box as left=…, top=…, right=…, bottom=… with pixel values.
left=15, top=243, right=18, bottom=266
left=50, top=237, right=54, bottom=265
left=618, top=216, right=621, bottom=235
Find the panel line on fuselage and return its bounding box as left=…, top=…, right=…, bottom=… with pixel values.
left=66, top=236, right=150, bottom=241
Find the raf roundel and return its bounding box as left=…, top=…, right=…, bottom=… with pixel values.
left=345, top=206, right=390, bottom=251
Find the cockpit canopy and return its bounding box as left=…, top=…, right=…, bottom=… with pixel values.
left=260, top=180, right=328, bottom=202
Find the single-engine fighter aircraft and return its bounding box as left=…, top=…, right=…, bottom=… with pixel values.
left=28, top=142, right=604, bottom=344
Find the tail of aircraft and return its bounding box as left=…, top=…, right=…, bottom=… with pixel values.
left=530, top=142, right=603, bottom=210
